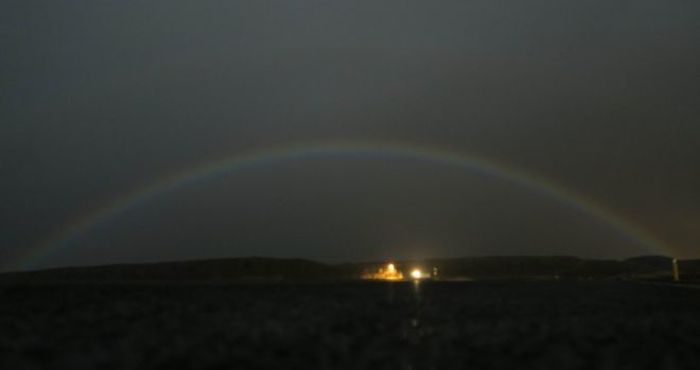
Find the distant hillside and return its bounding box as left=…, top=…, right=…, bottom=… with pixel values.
left=0, top=258, right=343, bottom=284
left=1, top=256, right=699, bottom=283
left=403, top=256, right=685, bottom=280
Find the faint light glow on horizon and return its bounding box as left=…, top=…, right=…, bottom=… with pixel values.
left=363, top=262, right=404, bottom=280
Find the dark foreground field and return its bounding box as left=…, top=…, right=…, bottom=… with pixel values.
left=1, top=281, right=699, bottom=370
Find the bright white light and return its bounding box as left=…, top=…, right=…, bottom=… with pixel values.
left=411, top=269, right=422, bottom=279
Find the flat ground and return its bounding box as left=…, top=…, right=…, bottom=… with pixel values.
left=1, top=281, right=699, bottom=370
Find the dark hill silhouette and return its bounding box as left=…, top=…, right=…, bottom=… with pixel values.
left=0, top=258, right=340, bottom=283
left=1, top=256, right=698, bottom=284
left=625, top=255, right=674, bottom=269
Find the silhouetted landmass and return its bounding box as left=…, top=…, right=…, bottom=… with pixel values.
left=0, top=258, right=340, bottom=284
left=2, top=256, right=699, bottom=284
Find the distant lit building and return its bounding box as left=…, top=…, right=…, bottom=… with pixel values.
left=363, top=263, right=440, bottom=281
left=363, top=263, right=404, bottom=280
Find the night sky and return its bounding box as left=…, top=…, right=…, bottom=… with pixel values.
left=2, top=1, right=699, bottom=271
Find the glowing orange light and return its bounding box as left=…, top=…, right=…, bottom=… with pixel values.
left=362, top=262, right=404, bottom=280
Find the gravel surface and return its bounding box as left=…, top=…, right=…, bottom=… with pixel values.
left=1, top=281, right=699, bottom=370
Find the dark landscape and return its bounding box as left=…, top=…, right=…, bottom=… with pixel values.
left=1, top=257, right=700, bottom=369
left=2, top=279, right=700, bottom=370
left=2, top=255, right=700, bottom=284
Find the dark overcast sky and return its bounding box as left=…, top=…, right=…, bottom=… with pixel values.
left=1, top=1, right=699, bottom=270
